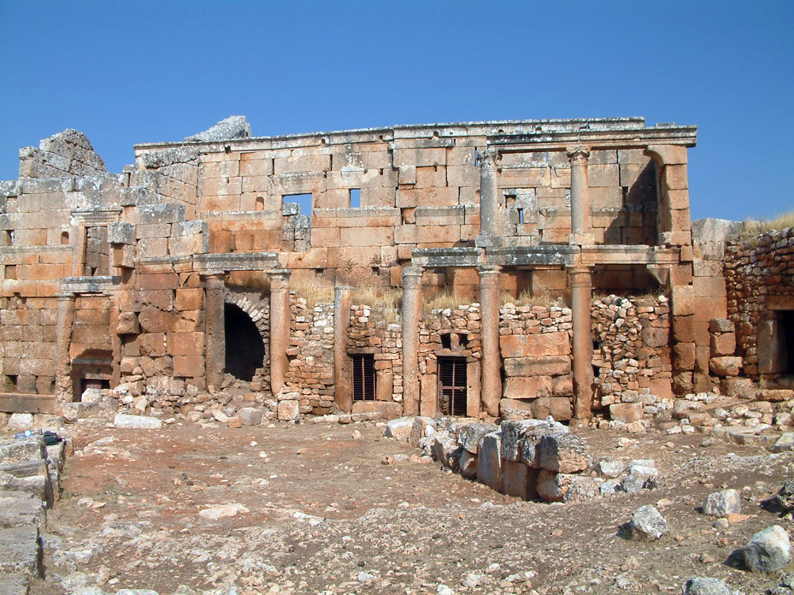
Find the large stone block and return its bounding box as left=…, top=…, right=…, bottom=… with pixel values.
left=503, top=356, right=571, bottom=377
left=499, top=332, right=570, bottom=358
left=538, top=433, right=590, bottom=473
left=710, top=332, right=736, bottom=357
left=409, top=417, right=436, bottom=447
left=710, top=356, right=742, bottom=377
left=500, top=419, right=548, bottom=462
left=502, top=461, right=538, bottom=500
left=609, top=403, right=643, bottom=423
left=457, top=423, right=498, bottom=454
left=537, top=470, right=578, bottom=502
left=476, top=432, right=503, bottom=491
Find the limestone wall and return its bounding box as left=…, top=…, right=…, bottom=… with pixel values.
left=347, top=304, right=403, bottom=404
left=724, top=227, right=794, bottom=380
left=0, top=296, right=58, bottom=395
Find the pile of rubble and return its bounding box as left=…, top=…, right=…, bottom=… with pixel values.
left=386, top=416, right=659, bottom=503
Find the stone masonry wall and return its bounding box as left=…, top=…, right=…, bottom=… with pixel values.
left=283, top=298, right=335, bottom=414
left=0, top=296, right=58, bottom=395
left=724, top=227, right=794, bottom=379
left=592, top=295, right=672, bottom=412
left=499, top=303, right=573, bottom=420
left=347, top=304, right=403, bottom=404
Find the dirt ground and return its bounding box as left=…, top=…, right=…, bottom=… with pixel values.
left=19, top=418, right=794, bottom=595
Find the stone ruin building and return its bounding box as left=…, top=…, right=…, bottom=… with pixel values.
left=0, top=115, right=791, bottom=426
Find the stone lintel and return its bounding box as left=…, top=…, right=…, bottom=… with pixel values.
left=411, top=247, right=481, bottom=268
left=487, top=245, right=576, bottom=267
left=70, top=208, right=122, bottom=225
left=194, top=252, right=280, bottom=273
left=60, top=276, right=115, bottom=294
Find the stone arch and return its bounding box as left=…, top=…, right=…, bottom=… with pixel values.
left=223, top=290, right=270, bottom=384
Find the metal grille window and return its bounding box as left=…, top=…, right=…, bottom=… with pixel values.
left=352, top=354, right=375, bottom=401
left=438, top=356, right=467, bottom=416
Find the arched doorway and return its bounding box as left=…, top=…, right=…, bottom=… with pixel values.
left=224, top=303, right=265, bottom=381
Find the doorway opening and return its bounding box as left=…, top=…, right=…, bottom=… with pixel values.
left=438, top=356, right=467, bottom=416
left=781, top=310, right=794, bottom=374
left=352, top=354, right=375, bottom=401
left=224, top=303, right=265, bottom=381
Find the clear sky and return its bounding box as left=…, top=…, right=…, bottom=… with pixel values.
left=0, top=0, right=791, bottom=222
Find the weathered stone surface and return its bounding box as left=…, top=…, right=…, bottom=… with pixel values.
left=431, top=432, right=461, bottom=469
left=709, top=356, right=742, bottom=377
left=185, top=115, right=252, bottom=142
left=409, top=417, right=435, bottom=447
left=0, top=437, right=46, bottom=465
left=625, top=505, right=669, bottom=541
left=476, top=432, right=503, bottom=491
left=502, top=460, right=538, bottom=500
left=735, top=525, right=791, bottom=572
left=277, top=400, right=300, bottom=422
left=500, top=419, right=547, bottom=462
left=0, top=492, right=46, bottom=528
left=595, top=458, right=625, bottom=479
left=682, top=577, right=744, bottom=595
left=536, top=470, right=579, bottom=502
left=563, top=476, right=604, bottom=503
left=702, top=489, right=741, bottom=517
left=113, top=414, right=163, bottom=429
left=0, top=525, right=40, bottom=574
left=238, top=407, right=263, bottom=427
left=7, top=413, right=34, bottom=431
left=458, top=449, right=477, bottom=479
left=384, top=417, right=414, bottom=441
left=198, top=503, right=250, bottom=520
left=537, top=433, right=590, bottom=473
left=457, top=422, right=497, bottom=454
left=609, top=402, right=643, bottom=423
left=0, top=573, right=29, bottom=595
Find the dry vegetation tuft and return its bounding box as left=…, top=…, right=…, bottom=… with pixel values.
left=291, top=276, right=335, bottom=308
left=500, top=290, right=565, bottom=308
left=741, top=210, right=794, bottom=239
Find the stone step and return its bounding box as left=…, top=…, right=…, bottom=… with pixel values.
left=0, top=525, right=41, bottom=576
left=0, top=573, right=30, bottom=595
left=0, top=492, right=46, bottom=529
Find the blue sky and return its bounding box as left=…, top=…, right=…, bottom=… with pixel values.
left=0, top=0, right=791, bottom=222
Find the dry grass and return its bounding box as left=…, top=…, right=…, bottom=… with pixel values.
left=291, top=276, right=335, bottom=308
left=352, top=284, right=401, bottom=310
left=422, top=290, right=466, bottom=314
left=741, top=210, right=794, bottom=239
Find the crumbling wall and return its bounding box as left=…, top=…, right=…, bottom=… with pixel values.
left=283, top=298, right=335, bottom=414
left=592, top=295, right=672, bottom=415
left=0, top=296, right=57, bottom=395
left=347, top=304, right=403, bottom=404
left=725, top=227, right=794, bottom=382
left=18, top=129, right=107, bottom=178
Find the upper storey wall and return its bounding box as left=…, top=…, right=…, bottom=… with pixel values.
left=133, top=118, right=695, bottom=275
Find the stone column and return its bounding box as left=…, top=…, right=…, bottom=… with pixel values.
left=203, top=272, right=226, bottom=391
left=401, top=267, right=423, bottom=416
left=568, top=147, right=594, bottom=245
left=55, top=292, right=76, bottom=402
left=72, top=226, right=87, bottom=276
left=569, top=265, right=594, bottom=425
left=479, top=264, right=502, bottom=417
left=269, top=269, right=292, bottom=396
left=334, top=285, right=354, bottom=413
left=476, top=147, right=502, bottom=247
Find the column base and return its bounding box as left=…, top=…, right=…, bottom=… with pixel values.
left=475, top=234, right=503, bottom=248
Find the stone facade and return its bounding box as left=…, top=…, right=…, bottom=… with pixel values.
left=0, top=115, right=714, bottom=424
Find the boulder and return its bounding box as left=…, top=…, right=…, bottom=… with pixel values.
left=384, top=417, right=414, bottom=441
left=625, top=505, right=669, bottom=541
left=538, top=433, right=590, bottom=473
left=238, top=407, right=263, bottom=427
left=277, top=400, right=300, bottom=422
left=776, top=479, right=794, bottom=512
left=563, top=476, right=604, bottom=504
left=735, top=525, right=791, bottom=572
left=621, top=460, right=658, bottom=493
left=431, top=432, right=461, bottom=469
left=595, top=458, right=625, bottom=479
left=682, top=577, right=744, bottom=595
left=409, top=417, right=435, bottom=447
left=702, top=489, right=741, bottom=517
left=458, top=450, right=477, bottom=479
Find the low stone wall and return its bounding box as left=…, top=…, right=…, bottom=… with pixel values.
left=724, top=227, right=794, bottom=380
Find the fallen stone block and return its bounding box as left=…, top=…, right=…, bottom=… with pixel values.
left=458, top=450, right=477, bottom=479
left=682, top=576, right=744, bottom=595
left=0, top=525, right=41, bottom=575
left=710, top=356, right=742, bottom=377
left=538, top=433, right=590, bottom=473
left=502, top=460, right=538, bottom=500
left=624, top=505, right=669, bottom=541
left=409, top=417, right=436, bottom=447
left=384, top=416, right=414, bottom=441
left=733, top=525, right=791, bottom=572
left=500, top=419, right=548, bottom=462
left=0, top=573, right=30, bottom=595
left=457, top=422, right=497, bottom=454
left=536, top=470, right=578, bottom=503
left=199, top=503, right=250, bottom=520
left=239, top=407, right=263, bottom=427
left=595, top=458, right=625, bottom=478
left=7, top=413, right=34, bottom=431
left=620, top=459, right=658, bottom=493
left=476, top=432, right=503, bottom=491
left=431, top=432, right=461, bottom=469
left=0, top=459, right=54, bottom=506
left=113, top=413, right=163, bottom=429
left=563, top=476, right=604, bottom=504
left=0, top=437, right=46, bottom=465
left=609, top=402, right=643, bottom=423
left=0, top=492, right=46, bottom=528
left=277, top=400, right=300, bottom=422
left=702, top=489, right=741, bottom=517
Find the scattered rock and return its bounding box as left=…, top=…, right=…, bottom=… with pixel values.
left=733, top=525, right=791, bottom=572
left=683, top=576, right=745, bottom=595
left=624, top=505, right=670, bottom=541
left=703, top=489, right=742, bottom=517
left=113, top=414, right=162, bottom=430
left=198, top=503, right=250, bottom=520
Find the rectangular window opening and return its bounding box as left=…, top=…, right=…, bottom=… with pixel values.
left=517, top=208, right=524, bottom=224
left=350, top=188, right=361, bottom=208
left=438, top=356, right=467, bottom=416
left=352, top=354, right=376, bottom=401
left=284, top=193, right=313, bottom=217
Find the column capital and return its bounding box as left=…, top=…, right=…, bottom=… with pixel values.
left=479, top=146, right=501, bottom=167
left=477, top=264, right=501, bottom=277
left=403, top=266, right=423, bottom=287
left=201, top=271, right=226, bottom=289
left=567, top=146, right=591, bottom=164
left=269, top=268, right=292, bottom=290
